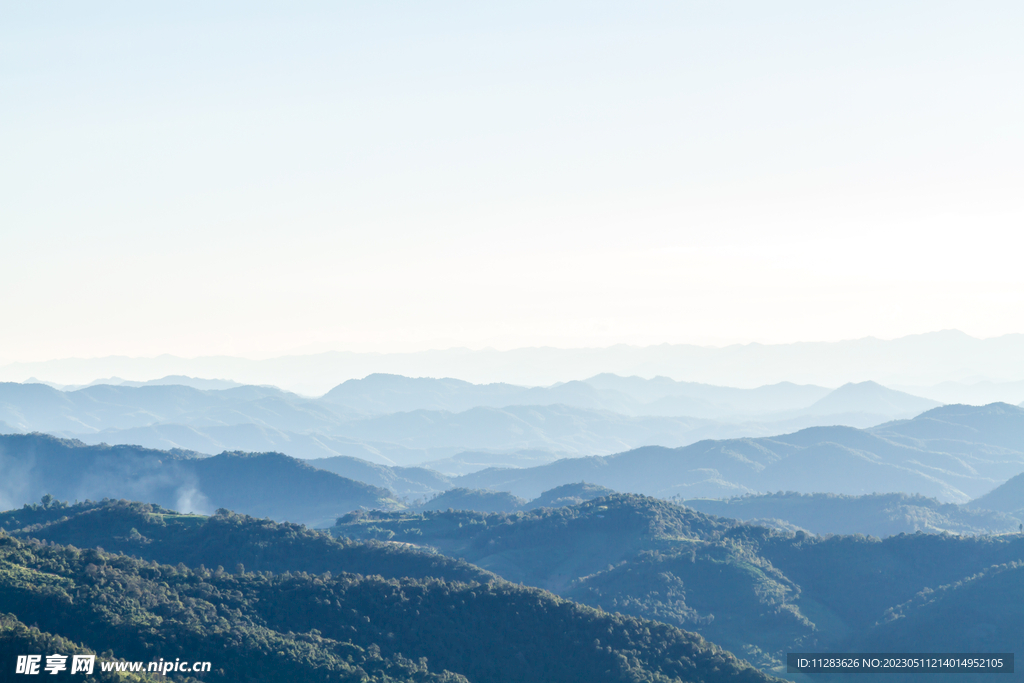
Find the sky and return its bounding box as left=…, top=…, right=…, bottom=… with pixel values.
left=2, top=1, right=1023, bottom=364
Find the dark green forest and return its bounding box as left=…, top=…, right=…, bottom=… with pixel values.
left=5, top=491, right=1024, bottom=681
left=335, top=494, right=1024, bottom=675
left=0, top=498, right=776, bottom=683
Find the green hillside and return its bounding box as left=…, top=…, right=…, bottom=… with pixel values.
left=336, top=495, right=735, bottom=590
left=755, top=530, right=1024, bottom=636
left=334, top=493, right=1024, bottom=673
left=0, top=532, right=777, bottom=683
left=865, top=560, right=1024, bottom=653
left=1, top=499, right=492, bottom=584
left=565, top=542, right=815, bottom=661
left=0, top=613, right=167, bottom=682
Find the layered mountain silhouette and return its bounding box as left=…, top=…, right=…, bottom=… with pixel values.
left=682, top=491, right=1020, bottom=537
left=448, top=404, right=1024, bottom=502
left=0, top=433, right=396, bottom=526
left=4, top=404, right=1024, bottom=531
left=0, top=376, right=944, bottom=469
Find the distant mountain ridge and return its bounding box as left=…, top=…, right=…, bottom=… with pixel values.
left=6, top=330, right=1024, bottom=393
left=681, top=491, right=1020, bottom=537
left=7, top=401, right=1024, bottom=523
left=0, top=375, right=944, bottom=469
left=803, top=380, right=939, bottom=417
left=448, top=404, right=1024, bottom=502
left=322, top=373, right=834, bottom=418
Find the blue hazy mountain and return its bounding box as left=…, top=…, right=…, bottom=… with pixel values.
left=322, top=372, right=833, bottom=418
left=874, top=401, right=1024, bottom=454
left=310, top=454, right=454, bottom=495
left=0, top=381, right=349, bottom=434
left=899, top=378, right=1024, bottom=406
left=0, top=376, right=944, bottom=470
left=0, top=433, right=396, bottom=526
left=969, top=470, right=1024, bottom=515
left=801, top=380, right=940, bottom=417
left=681, top=491, right=1020, bottom=537
left=583, top=374, right=831, bottom=416
left=418, top=487, right=527, bottom=513
left=452, top=404, right=1024, bottom=502
left=5, top=377, right=1022, bottom=508
left=322, top=373, right=641, bottom=415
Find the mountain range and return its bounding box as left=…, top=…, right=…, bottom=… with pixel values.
left=446, top=404, right=1024, bottom=502
left=0, top=375, right=946, bottom=470
left=5, top=401, right=1024, bottom=535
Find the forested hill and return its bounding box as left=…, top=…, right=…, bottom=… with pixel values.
left=335, top=493, right=1024, bottom=676
left=0, top=533, right=778, bottom=683
left=0, top=613, right=166, bottom=683
left=0, top=498, right=493, bottom=584
left=0, top=433, right=397, bottom=526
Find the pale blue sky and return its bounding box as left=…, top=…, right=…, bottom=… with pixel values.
left=2, top=2, right=1022, bottom=362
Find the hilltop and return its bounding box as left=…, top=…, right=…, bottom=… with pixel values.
left=1, top=498, right=493, bottom=584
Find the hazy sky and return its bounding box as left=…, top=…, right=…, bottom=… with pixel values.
left=2, top=2, right=1022, bottom=363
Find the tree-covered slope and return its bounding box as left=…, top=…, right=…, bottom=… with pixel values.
left=754, top=531, right=1024, bottom=637
left=864, top=561, right=1024, bottom=653
left=334, top=493, right=1024, bottom=674
left=334, top=495, right=818, bottom=671
left=564, top=541, right=815, bottom=662
left=2, top=499, right=493, bottom=584
left=0, top=613, right=167, bottom=682
left=0, top=534, right=778, bottom=683
left=335, top=495, right=736, bottom=592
